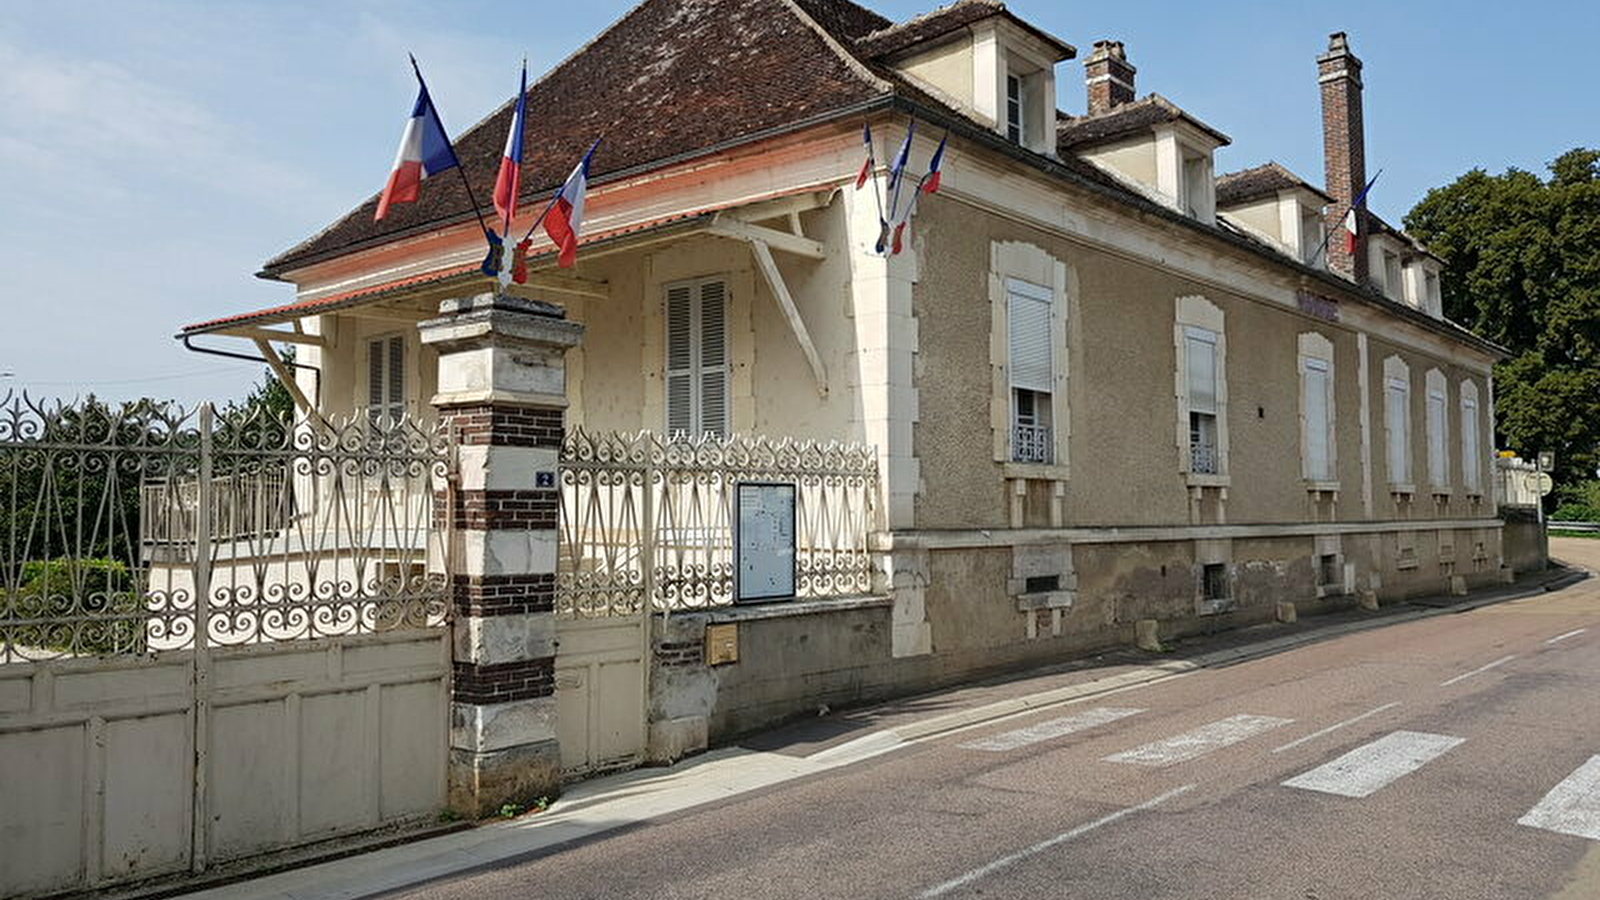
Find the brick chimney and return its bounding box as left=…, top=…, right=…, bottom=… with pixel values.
left=1085, top=40, right=1135, bottom=114
left=1318, top=32, right=1367, bottom=282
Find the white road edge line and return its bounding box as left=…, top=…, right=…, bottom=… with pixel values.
left=1271, top=702, right=1402, bottom=754
left=918, top=784, right=1197, bottom=898
left=1519, top=754, right=1600, bottom=841
left=1545, top=628, right=1588, bottom=645
left=1439, top=654, right=1516, bottom=687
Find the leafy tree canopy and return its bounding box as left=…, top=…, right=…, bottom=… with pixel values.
left=1404, top=148, right=1600, bottom=497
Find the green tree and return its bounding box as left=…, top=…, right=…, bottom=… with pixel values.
left=1404, top=148, right=1600, bottom=499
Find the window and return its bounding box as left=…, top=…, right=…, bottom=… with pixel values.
left=1383, top=359, right=1412, bottom=487
left=1425, top=270, right=1442, bottom=316
left=1024, top=574, right=1060, bottom=594
left=1301, top=210, right=1325, bottom=267
left=1318, top=554, right=1340, bottom=588
left=1202, top=563, right=1229, bottom=602
left=1185, top=327, right=1220, bottom=474
left=664, top=277, right=729, bottom=438
left=1005, top=73, right=1024, bottom=143
left=1300, top=350, right=1334, bottom=482
left=1461, top=382, right=1482, bottom=494
left=1383, top=250, right=1403, bottom=300
left=367, top=335, right=405, bottom=425
left=1182, top=153, right=1208, bottom=218
left=1426, top=372, right=1449, bottom=490
left=1008, top=279, right=1054, bottom=464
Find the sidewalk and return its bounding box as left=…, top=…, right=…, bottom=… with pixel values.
left=170, top=564, right=1586, bottom=900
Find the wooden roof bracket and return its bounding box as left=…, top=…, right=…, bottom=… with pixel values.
left=251, top=337, right=328, bottom=427
left=747, top=237, right=829, bottom=397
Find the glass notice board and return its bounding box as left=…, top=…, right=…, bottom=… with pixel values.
left=734, top=481, right=797, bottom=603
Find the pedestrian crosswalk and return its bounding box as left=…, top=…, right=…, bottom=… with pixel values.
left=956, top=708, right=1600, bottom=843
left=1103, top=714, right=1294, bottom=766
left=1280, top=730, right=1464, bottom=797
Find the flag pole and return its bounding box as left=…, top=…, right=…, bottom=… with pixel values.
left=520, top=138, right=603, bottom=244
left=1311, top=168, right=1382, bottom=266
left=410, top=54, right=494, bottom=244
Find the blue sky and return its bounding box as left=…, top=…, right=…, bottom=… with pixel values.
left=1, top=0, right=1594, bottom=406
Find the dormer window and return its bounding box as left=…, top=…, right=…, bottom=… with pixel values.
left=1300, top=208, right=1325, bottom=266
left=1425, top=270, right=1441, bottom=316
left=1182, top=151, right=1210, bottom=218
left=1383, top=250, right=1402, bottom=300
left=1006, top=73, right=1025, bottom=143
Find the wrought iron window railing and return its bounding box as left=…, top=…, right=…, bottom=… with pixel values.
left=557, top=428, right=879, bottom=619
left=1191, top=440, right=1219, bottom=475
left=1011, top=423, right=1052, bottom=464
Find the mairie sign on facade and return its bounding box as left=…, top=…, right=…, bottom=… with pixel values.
left=1296, top=290, right=1340, bottom=322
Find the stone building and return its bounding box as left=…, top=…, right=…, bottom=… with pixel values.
left=180, top=0, right=1509, bottom=771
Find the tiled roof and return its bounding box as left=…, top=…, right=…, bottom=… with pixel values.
left=1215, top=162, right=1333, bottom=207
left=1056, top=94, right=1230, bottom=151
left=262, top=0, right=889, bottom=277
left=853, top=0, right=1072, bottom=60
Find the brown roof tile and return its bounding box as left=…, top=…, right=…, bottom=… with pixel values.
left=1215, top=161, right=1333, bottom=207
left=855, top=0, right=1073, bottom=60
left=1056, top=94, right=1229, bottom=151
left=262, top=0, right=887, bottom=277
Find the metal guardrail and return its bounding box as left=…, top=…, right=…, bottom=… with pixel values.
left=1549, top=521, right=1600, bottom=533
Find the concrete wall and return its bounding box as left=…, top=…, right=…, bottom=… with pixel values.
left=0, top=630, right=448, bottom=899
left=1502, top=510, right=1549, bottom=575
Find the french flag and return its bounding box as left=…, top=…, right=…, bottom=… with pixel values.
left=922, top=133, right=947, bottom=195
left=854, top=124, right=874, bottom=190
left=543, top=141, right=599, bottom=269
left=1343, top=171, right=1381, bottom=254
left=375, top=58, right=460, bottom=222
left=492, top=61, right=528, bottom=233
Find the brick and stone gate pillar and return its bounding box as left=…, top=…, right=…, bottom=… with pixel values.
left=419, top=292, right=582, bottom=818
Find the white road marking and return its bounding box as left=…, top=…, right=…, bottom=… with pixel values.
left=1103, top=714, right=1294, bottom=767
left=1439, top=654, right=1516, bottom=686
left=957, top=707, right=1145, bottom=752
left=1519, top=755, right=1600, bottom=841
left=918, top=784, right=1196, bottom=898
left=1271, top=702, right=1402, bottom=754
left=1545, top=628, right=1588, bottom=645
left=1281, top=730, right=1464, bottom=797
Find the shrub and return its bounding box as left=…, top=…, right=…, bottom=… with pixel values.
left=3, top=558, right=146, bottom=656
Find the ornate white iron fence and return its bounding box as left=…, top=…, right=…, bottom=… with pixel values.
left=557, top=428, right=878, bottom=619
left=0, top=393, right=450, bottom=662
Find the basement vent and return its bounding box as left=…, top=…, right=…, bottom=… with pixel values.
left=1025, top=574, right=1061, bottom=594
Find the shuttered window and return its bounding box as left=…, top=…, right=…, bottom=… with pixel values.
left=664, top=277, right=729, bottom=438
left=1185, top=328, right=1218, bottom=415
left=1385, top=376, right=1411, bottom=484
left=1461, top=392, right=1481, bottom=492
left=367, top=335, right=405, bottom=425
left=1427, top=386, right=1449, bottom=488
left=1007, top=280, right=1053, bottom=393
left=1006, top=279, right=1054, bottom=464
left=1302, top=357, right=1332, bottom=481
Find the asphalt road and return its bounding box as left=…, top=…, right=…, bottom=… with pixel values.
left=397, top=539, right=1600, bottom=900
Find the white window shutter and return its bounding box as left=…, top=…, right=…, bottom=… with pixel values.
left=1007, top=282, right=1053, bottom=393
left=387, top=336, right=405, bottom=422
left=664, top=283, right=694, bottom=435
left=1427, top=390, right=1448, bottom=486
left=1185, top=329, right=1218, bottom=415
left=1303, top=361, right=1330, bottom=480
left=1462, top=399, right=1481, bottom=490
left=698, top=279, right=729, bottom=438
left=1386, top=380, right=1409, bottom=483
left=367, top=339, right=384, bottom=415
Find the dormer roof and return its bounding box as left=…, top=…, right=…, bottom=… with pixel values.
left=854, top=0, right=1074, bottom=60
left=1215, top=162, right=1333, bottom=207
left=1056, top=94, right=1230, bottom=152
